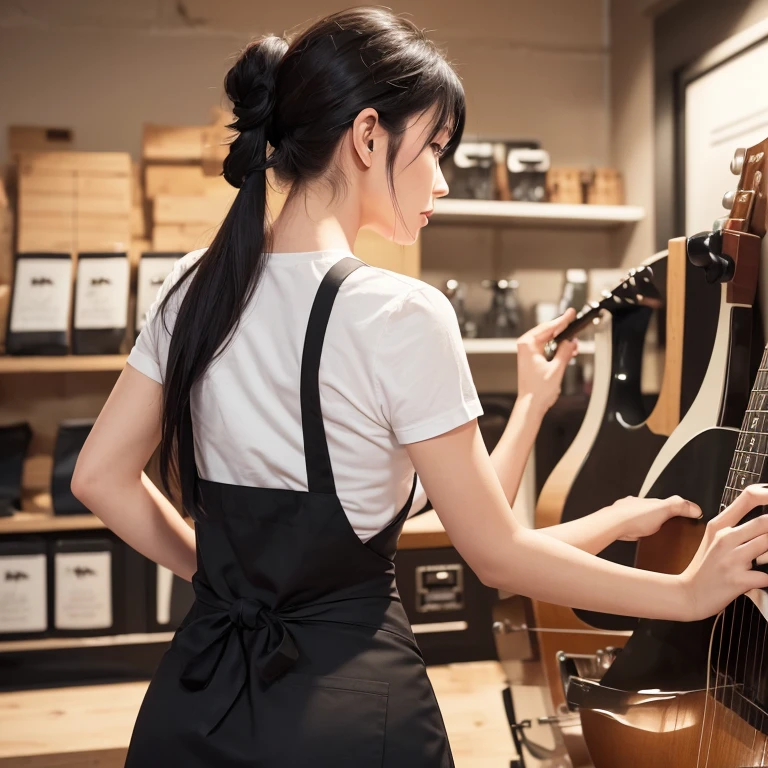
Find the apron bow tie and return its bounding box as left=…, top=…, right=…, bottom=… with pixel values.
left=177, top=587, right=299, bottom=735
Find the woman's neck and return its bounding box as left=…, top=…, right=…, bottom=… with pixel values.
left=270, top=186, right=361, bottom=254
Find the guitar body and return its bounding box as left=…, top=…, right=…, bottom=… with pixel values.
left=574, top=427, right=768, bottom=768
left=532, top=242, right=718, bottom=714
left=575, top=593, right=768, bottom=767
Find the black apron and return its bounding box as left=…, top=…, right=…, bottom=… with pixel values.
left=125, top=257, right=455, bottom=767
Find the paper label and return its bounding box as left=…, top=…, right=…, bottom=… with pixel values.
left=9, top=258, right=72, bottom=333
left=54, top=550, right=112, bottom=630
left=136, top=257, right=177, bottom=332
left=0, top=554, right=47, bottom=633
left=74, top=257, right=129, bottom=330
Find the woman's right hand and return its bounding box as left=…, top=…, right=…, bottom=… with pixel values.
left=516, top=308, right=578, bottom=415
left=679, top=484, right=768, bottom=621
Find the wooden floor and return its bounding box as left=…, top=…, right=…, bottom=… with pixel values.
left=0, top=661, right=519, bottom=767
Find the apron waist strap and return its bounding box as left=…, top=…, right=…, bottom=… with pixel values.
left=175, top=585, right=413, bottom=735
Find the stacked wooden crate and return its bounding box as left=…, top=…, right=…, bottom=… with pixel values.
left=0, top=179, right=11, bottom=351
left=16, top=152, right=132, bottom=253
left=142, top=120, right=236, bottom=253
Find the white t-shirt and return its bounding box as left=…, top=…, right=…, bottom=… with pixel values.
left=127, top=248, right=483, bottom=541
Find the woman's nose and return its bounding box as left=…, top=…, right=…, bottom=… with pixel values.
left=433, top=163, right=449, bottom=199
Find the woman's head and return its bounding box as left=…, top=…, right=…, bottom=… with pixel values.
left=224, top=7, right=465, bottom=243
left=158, top=8, right=464, bottom=517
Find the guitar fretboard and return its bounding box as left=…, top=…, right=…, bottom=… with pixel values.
left=722, top=345, right=768, bottom=512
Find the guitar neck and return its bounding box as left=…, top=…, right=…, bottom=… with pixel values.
left=553, top=305, right=602, bottom=344
left=721, top=344, right=768, bottom=513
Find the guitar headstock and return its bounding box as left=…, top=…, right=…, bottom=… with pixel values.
left=687, top=137, right=768, bottom=305
left=725, top=139, right=768, bottom=238
left=544, top=264, right=662, bottom=359
left=596, top=264, right=662, bottom=313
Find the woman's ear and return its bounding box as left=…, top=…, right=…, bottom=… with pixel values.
left=352, top=107, right=380, bottom=168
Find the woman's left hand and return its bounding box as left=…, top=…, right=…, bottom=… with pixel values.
left=614, top=495, right=703, bottom=541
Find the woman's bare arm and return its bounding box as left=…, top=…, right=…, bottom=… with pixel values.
left=405, top=417, right=768, bottom=623
left=488, top=393, right=627, bottom=555
left=486, top=313, right=698, bottom=556
left=71, top=364, right=197, bottom=581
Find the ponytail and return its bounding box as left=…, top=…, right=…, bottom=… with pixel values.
left=157, top=35, right=288, bottom=519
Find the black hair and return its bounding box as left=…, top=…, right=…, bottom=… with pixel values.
left=156, top=6, right=466, bottom=518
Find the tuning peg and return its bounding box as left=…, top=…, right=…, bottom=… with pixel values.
left=731, top=148, right=746, bottom=176
left=722, top=190, right=736, bottom=210
left=687, top=229, right=734, bottom=283
left=713, top=216, right=728, bottom=231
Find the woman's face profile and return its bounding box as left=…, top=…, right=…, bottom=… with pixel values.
left=359, top=107, right=451, bottom=246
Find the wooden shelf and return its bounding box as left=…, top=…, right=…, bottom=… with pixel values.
left=432, top=198, right=645, bottom=228
left=0, top=510, right=106, bottom=534
left=463, top=338, right=595, bottom=354
left=0, top=354, right=127, bottom=374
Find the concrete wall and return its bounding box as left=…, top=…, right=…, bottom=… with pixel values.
left=0, top=0, right=610, bottom=168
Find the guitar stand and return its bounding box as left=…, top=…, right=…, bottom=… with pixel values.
left=502, top=686, right=561, bottom=768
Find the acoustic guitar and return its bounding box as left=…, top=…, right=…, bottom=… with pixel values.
left=571, top=139, right=768, bottom=768
left=530, top=242, right=717, bottom=723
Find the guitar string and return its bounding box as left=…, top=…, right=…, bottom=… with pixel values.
left=742, top=600, right=756, bottom=763
left=736, top=359, right=768, bottom=761
left=749, top=598, right=766, bottom=754
left=729, top=594, right=748, bottom=761
left=699, top=611, right=724, bottom=768
left=746, top=600, right=757, bottom=752
left=755, top=600, right=768, bottom=763
left=705, top=353, right=768, bottom=766
left=732, top=369, right=766, bottom=764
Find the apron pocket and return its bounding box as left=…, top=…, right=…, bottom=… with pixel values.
left=258, top=672, right=389, bottom=767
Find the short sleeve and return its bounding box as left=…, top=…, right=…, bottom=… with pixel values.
left=374, top=286, right=483, bottom=444
left=126, top=249, right=205, bottom=384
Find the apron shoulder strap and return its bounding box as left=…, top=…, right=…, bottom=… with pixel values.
left=300, top=256, right=366, bottom=494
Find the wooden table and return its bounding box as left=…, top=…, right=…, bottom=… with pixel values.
left=0, top=661, right=515, bottom=767
left=398, top=509, right=452, bottom=549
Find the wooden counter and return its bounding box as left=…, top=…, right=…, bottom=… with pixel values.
left=0, top=661, right=515, bottom=767
left=1, top=507, right=452, bottom=546
left=398, top=509, right=452, bottom=549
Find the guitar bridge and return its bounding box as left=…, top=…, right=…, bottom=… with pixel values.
left=558, top=647, right=621, bottom=711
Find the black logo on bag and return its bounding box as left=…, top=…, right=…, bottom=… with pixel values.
left=90, top=277, right=112, bottom=286
left=69, top=566, right=97, bottom=578
left=30, top=277, right=53, bottom=286
left=4, top=570, right=29, bottom=581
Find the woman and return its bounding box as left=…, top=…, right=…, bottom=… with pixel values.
left=72, top=7, right=768, bottom=767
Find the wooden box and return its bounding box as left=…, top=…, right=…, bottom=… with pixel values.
left=546, top=167, right=584, bottom=204
left=16, top=152, right=132, bottom=253
left=144, top=164, right=231, bottom=199
left=153, top=193, right=235, bottom=227
left=8, top=126, right=73, bottom=156
left=142, top=125, right=204, bottom=163
left=585, top=167, right=625, bottom=205
left=151, top=223, right=216, bottom=252
left=0, top=179, right=12, bottom=284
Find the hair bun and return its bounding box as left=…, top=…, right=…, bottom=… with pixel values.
left=223, top=35, right=289, bottom=187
